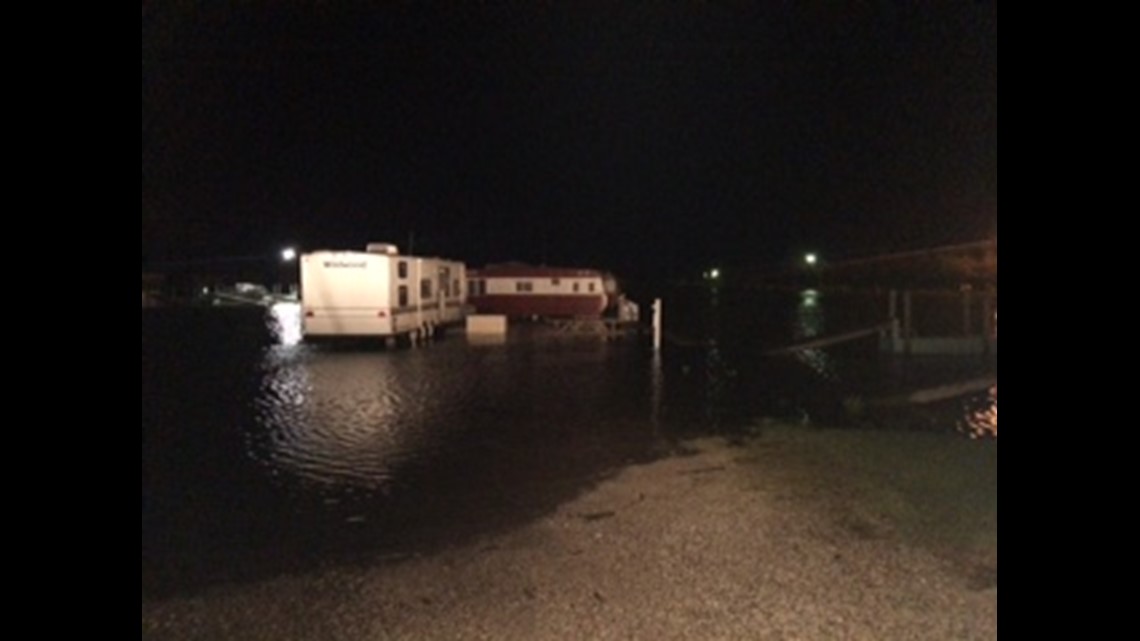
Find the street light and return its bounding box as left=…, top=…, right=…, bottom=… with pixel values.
left=277, top=247, right=300, bottom=298
left=804, top=253, right=817, bottom=266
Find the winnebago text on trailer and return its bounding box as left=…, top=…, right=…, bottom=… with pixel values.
left=300, top=243, right=467, bottom=343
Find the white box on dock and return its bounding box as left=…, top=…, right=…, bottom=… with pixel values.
left=466, top=314, right=507, bottom=335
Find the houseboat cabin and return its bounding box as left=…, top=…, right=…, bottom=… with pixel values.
left=467, top=264, right=616, bottom=318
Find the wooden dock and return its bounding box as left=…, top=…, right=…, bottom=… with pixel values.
left=545, top=318, right=640, bottom=339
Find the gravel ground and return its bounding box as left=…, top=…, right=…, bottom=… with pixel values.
left=142, top=425, right=997, bottom=640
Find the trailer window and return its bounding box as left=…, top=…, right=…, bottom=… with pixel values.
left=551, top=278, right=560, bottom=286
left=453, top=279, right=460, bottom=297
left=516, top=281, right=533, bottom=293
left=398, top=261, right=408, bottom=279
left=421, top=279, right=433, bottom=299
left=573, top=282, right=580, bottom=293
left=588, top=282, right=595, bottom=292
left=398, top=285, right=408, bottom=307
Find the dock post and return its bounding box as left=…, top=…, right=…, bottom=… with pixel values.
left=652, top=298, right=662, bottom=351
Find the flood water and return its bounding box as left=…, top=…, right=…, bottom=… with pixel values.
left=141, top=287, right=995, bottom=598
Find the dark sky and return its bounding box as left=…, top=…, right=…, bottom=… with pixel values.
left=142, top=2, right=996, bottom=279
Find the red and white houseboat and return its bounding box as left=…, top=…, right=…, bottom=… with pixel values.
left=467, top=263, right=621, bottom=319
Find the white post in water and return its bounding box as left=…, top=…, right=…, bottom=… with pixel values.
left=652, top=298, right=662, bottom=351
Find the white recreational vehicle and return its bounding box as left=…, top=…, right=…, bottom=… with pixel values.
left=300, top=243, right=467, bottom=342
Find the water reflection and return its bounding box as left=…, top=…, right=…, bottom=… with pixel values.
left=250, top=337, right=650, bottom=503
left=791, top=288, right=836, bottom=381
left=649, top=351, right=664, bottom=432
left=794, top=289, right=822, bottom=337
left=253, top=348, right=450, bottom=493
left=266, top=302, right=303, bottom=347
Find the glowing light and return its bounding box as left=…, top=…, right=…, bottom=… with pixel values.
left=804, top=253, right=817, bottom=266
left=710, top=268, right=720, bottom=279
left=281, top=247, right=297, bottom=262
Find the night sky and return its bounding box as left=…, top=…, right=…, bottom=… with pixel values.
left=142, top=2, right=996, bottom=280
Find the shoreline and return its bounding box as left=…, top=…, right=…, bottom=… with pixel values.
left=142, top=425, right=996, bottom=640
